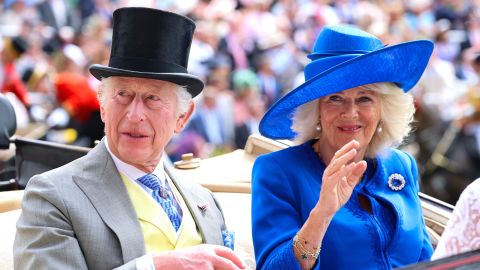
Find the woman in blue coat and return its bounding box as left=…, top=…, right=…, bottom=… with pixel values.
left=252, top=25, right=434, bottom=270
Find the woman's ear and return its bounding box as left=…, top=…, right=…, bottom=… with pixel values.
left=175, top=101, right=195, bottom=133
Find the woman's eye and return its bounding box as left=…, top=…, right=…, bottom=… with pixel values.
left=357, top=96, right=373, bottom=103
left=328, top=95, right=343, bottom=102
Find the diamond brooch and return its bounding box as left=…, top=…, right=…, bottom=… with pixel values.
left=388, top=173, right=406, bottom=191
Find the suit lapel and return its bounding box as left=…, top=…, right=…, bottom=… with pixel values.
left=73, top=140, right=146, bottom=263
left=165, top=166, right=224, bottom=245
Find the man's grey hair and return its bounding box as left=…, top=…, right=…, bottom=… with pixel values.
left=291, top=83, right=415, bottom=157
left=97, top=77, right=192, bottom=115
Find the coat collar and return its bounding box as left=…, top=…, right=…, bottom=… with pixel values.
left=165, top=165, right=224, bottom=245
left=72, top=139, right=146, bottom=263
left=355, top=150, right=416, bottom=238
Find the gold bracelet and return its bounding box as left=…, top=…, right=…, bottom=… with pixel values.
left=292, top=233, right=321, bottom=260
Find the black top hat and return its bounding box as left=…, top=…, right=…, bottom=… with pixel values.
left=89, top=7, right=204, bottom=97
left=3, top=36, right=29, bottom=59
left=11, top=36, right=29, bottom=55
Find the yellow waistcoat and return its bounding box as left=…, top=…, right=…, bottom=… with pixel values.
left=121, top=174, right=202, bottom=253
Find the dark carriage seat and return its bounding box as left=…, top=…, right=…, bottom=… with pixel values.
left=13, top=137, right=90, bottom=188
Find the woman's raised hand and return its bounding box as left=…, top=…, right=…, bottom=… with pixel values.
left=317, top=140, right=367, bottom=217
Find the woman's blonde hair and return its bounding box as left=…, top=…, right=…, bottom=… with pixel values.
left=291, top=83, right=415, bottom=157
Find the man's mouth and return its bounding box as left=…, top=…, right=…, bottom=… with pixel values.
left=123, top=132, right=148, bottom=138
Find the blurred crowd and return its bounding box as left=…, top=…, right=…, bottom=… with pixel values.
left=2, top=0, right=480, bottom=203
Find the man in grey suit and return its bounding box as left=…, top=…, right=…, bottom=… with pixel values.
left=14, top=7, right=246, bottom=270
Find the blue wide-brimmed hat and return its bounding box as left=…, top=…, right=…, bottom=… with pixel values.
left=259, top=25, right=433, bottom=139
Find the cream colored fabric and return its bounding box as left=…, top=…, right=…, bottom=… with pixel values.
left=432, top=178, right=480, bottom=259
left=213, top=192, right=255, bottom=270
left=0, top=209, right=21, bottom=270
left=0, top=190, right=23, bottom=213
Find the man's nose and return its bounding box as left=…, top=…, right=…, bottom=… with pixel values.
left=126, top=96, right=146, bottom=122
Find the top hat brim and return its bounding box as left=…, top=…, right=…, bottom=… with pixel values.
left=259, top=40, right=433, bottom=140
left=89, top=64, right=204, bottom=98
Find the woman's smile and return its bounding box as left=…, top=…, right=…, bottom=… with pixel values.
left=337, top=124, right=362, bottom=133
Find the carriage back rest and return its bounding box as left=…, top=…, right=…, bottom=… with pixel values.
left=0, top=94, right=17, bottom=149
left=14, top=137, right=90, bottom=188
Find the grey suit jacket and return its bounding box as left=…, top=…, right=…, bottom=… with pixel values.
left=13, top=140, right=227, bottom=270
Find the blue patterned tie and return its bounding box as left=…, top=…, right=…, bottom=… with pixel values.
left=136, top=174, right=183, bottom=231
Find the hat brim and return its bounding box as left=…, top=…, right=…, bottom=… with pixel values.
left=89, top=64, right=204, bottom=97
left=259, top=40, right=433, bottom=140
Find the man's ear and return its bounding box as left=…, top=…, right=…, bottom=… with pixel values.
left=174, top=101, right=194, bottom=133
left=100, top=103, right=106, bottom=123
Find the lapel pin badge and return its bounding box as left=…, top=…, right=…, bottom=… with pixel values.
left=388, top=173, right=406, bottom=191
left=197, top=202, right=209, bottom=212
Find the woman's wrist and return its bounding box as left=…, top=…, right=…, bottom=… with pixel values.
left=293, top=232, right=321, bottom=259
left=310, top=204, right=335, bottom=225
left=292, top=232, right=321, bottom=270
left=292, top=208, right=332, bottom=268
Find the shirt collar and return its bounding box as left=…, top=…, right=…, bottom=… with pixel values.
left=104, top=137, right=166, bottom=185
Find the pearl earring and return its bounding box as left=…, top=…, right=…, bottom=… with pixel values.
left=315, top=121, right=322, bottom=132
left=377, top=125, right=382, bottom=133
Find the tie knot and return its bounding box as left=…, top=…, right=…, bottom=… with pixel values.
left=137, top=173, right=162, bottom=191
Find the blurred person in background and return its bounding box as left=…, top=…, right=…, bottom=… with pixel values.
left=22, top=56, right=103, bottom=147
left=205, top=56, right=236, bottom=148
left=255, top=53, right=283, bottom=108
left=1, top=35, right=30, bottom=107
left=35, top=0, right=81, bottom=35
left=217, top=11, right=253, bottom=70
left=234, top=93, right=265, bottom=149
left=187, top=86, right=232, bottom=155
left=232, top=68, right=263, bottom=149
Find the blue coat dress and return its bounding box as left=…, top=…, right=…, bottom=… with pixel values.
left=251, top=140, right=433, bottom=270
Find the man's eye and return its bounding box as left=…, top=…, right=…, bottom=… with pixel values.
left=116, top=89, right=129, bottom=96
left=145, top=94, right=166, bottom=109
left=114, top=90, right=133, bottom=104
left=146, top=95, right=160, bottom=101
